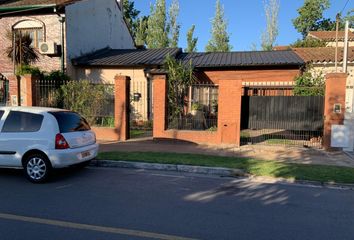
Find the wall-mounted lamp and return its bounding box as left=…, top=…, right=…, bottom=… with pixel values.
left=133, top=92, right=142, bottom=102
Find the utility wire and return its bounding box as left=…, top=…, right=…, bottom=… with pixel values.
left=341, top=0, right=351, bottom=15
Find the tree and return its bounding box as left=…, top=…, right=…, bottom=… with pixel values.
left=135, top=16, right=148, bottom=46
left=294, top=65, right=325, bottom=96
left=185, top=25, right=198, bottom=52
left=122, top=0, right=140, bottom=35
left=290, top=38, right=327, bottom=48
left=344, top=9, right=354, bottom=28
left=164, top=55, right=195, bottom=120
left=6, top=31, right=39, bottom=66
left=168, top=0, right=180, bottom=48
left=205, top=0, right=231, bottom=52
left=292, top=0, right=330, bottom=39
left=261, top=0, right=279, bottom=51
left=146, top=0, right=169, bottom=49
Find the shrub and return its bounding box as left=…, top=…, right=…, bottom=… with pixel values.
left=16, top=65, right=41, bottom=76
left=59, top=80, right=110, bottom=125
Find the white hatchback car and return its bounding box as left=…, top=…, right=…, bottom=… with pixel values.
left=0, top=107, right=99, bottom=183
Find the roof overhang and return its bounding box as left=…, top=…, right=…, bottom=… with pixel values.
left=0, top=4, right=56, bottom=13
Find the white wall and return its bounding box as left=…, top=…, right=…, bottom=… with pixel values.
left=65, top=0, right=135, bottom=73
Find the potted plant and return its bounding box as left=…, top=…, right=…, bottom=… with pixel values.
left=191, top=102, right=202, bottom=116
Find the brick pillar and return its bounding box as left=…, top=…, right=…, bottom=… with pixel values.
left=8, top=74, right=19, bottom=106
left=217, top=79, right=242, bottom=145
left=323, top=73, right=347, bottom=150
left=152, top=74, right=167, bottom=138
left=22, top=74, right=38, bottom=106
left=114, top=75, right=131, bottom=141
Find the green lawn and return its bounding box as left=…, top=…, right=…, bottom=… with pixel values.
left=97, top=151, right=354, bottom=184
left=130, top=129, right=146, bottom=138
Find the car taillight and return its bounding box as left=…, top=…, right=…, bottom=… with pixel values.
left=55, top=133, right=70, bottom=149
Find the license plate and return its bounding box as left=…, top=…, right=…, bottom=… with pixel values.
left=81, top=151, right=91, bottom=158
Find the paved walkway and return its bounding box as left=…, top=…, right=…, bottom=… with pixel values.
left=99, top=138, right=354, bottom=168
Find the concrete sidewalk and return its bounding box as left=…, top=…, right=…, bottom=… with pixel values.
left=99, top=138, right=354, bottom=168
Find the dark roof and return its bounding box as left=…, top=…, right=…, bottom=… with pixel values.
left=177, top=50, right=304, bottom=68
left=293, top=47, right=354, bottom=63
left=72, top=48, right=182, bottom=67
left=0, top=0, right=78, bottom=8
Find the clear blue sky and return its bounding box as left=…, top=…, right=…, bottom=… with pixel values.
left=134, top=0, right=353, bottom=51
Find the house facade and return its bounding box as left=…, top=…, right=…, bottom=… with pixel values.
left=72, top=48, right=182, bottom=121
left=293, top=47, right=354, bottom=112
left=0, top=0, right=134, bottom=103
left=307, top=30, right=354, bottom=47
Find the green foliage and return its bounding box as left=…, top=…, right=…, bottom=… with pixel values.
left=261, top=0, right=279, bottom=51
left=16, top=65, right=41, bottom=76
left=168, top=0, right=180, bottom=48
left=122, top=0, right=140, bottom=35
left=191, top=102, right=202, bottom=111
left=97, top=151, right=354, bottom=184
left=344, top=9, right=354, bottom=28
left=292, top=0, right=330, bottom=38
left=59, top=80, right=110, bottom=125
left=185, top=25, right=198, bottom=53
left=146, top=0, right=169, bottom=49
left=205, top=0, right=232, bottom=52
left=294, top=67, right=325, bottom=96
left=6, top=31, right=39, bottom=65
left=135, top=16, right=149, bottom=46
left=44, top=70, right=70, bottom=82
left=164, top=55, right=195, bottom=118
left=290, top=38, right=327, bottom=48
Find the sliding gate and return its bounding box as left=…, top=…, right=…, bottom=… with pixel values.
left=240, top=83, right=324, bottom=148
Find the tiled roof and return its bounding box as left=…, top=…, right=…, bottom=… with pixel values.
left=308, top=31, right=354, bottom=41
left=72, top=48, right=182, bottom=67
left=293, top=47, right=354, bottom=63
left=177, top=50, right=304, bottom=68
left=0, top=0, right=78, bottom=8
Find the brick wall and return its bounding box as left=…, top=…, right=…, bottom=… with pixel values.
left=152, top=68, right=300, bottom=146
left=0, top=15, right=63, bottom=103
left=323, top=73, right=347, bottom=150
left=0, top=15, right=62, bottom=75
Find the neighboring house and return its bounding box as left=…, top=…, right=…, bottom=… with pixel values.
left=307, top=30, right=354, bottom=47
left=0, top=0, right=134, bottom=92
left=72, top=48, right=181, bottom=121
left=293, top=47, right=354, bottom=111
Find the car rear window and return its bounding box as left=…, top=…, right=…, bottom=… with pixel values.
left=50, top=111, right=90, bottom=133
left=2, top=111, right=44, bottom=132
left=0, top=111, right=4, bottom=119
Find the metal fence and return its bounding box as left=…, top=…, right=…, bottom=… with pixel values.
left=0, top=74, right=9, bottom=106
left=90, top=84, right=115, bottom=127
left=240, top=82, right=325, bottom=148
left=65, top=83, right=115, bottom=128
left=34, top=77, right=68, bottom=107
left=167, top=84, right=219, bottom=131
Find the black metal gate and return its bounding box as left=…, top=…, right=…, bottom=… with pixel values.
left=240, top=84, right=324, bottom=148
left=0, top=74, right=9, bottom=106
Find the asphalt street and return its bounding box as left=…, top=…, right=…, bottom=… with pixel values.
left=0, top=167, right=353, bottom=240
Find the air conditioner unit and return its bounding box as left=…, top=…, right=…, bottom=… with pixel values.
left=39, top=41, right=57, bottom=55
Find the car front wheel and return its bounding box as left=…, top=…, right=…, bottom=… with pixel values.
left=24, top=154, right=51, bottom=183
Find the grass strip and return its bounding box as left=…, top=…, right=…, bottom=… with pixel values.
left=97, top=151, right=354, bottom=184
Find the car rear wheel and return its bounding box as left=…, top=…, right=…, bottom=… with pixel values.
left=24, top=153, right=51, bottom=183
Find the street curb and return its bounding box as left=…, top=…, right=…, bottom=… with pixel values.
left=90, top=160, right=354, bottom=190
left=91, top=160, right=245, bottom=177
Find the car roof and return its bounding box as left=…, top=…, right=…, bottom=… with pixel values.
left=0, top=106, right=69, bottom=114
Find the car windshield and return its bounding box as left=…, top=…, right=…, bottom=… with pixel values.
left=49, top=111, right=90, bottom=133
